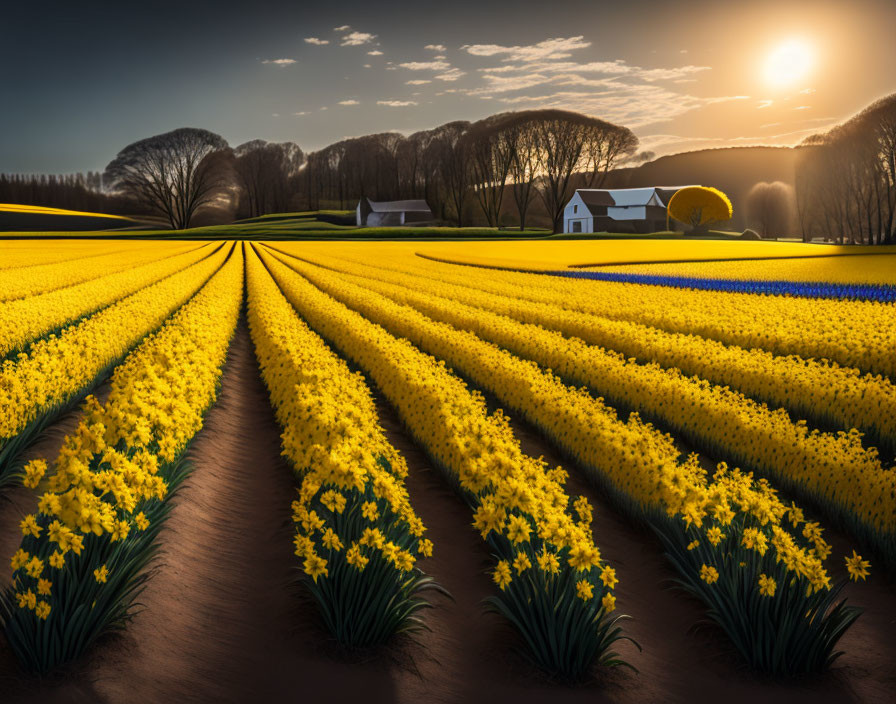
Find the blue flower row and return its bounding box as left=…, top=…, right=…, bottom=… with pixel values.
left=544, top=270, right=896, bottom=302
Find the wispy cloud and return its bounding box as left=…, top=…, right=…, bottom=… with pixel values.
left=636, top=66, right=710, bottom=82
left=462, top=36, right=591, bottom=62
left=470, top=72, right=553, bottom=93
left=378, top=99, right=418, bottom=107
left=261, top=58, right=296, bottom=66
left=338, top=99, right=360, bottom=105
left=757, top=99, right=774, bottom=109
left=472, top=59, right=709, bottom=92
left=399, top=60, right=451, bottom=70
left=435, top=68, right=466, bottom=81
left=425, top=44, right=447, bottom=52
left=406, top=79, right=432, bottom=85
left=304, top=37, right=329, bottom=45
left=293, top=111, right=309, bottom=116
left=341, top=31, right=376, bottom=46
left=799, top=87, right=816, bottom=94
left=794, top=105, right=811, bottom=110
left=367, top=50, right=383, bottom=56
left=333, top=25, right=350, bottom=32
left=491, top=86, right=748, bottom=129
left=475, top=59, right=709, bottom=84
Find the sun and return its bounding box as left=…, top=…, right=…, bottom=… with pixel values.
left=763, top=39, right=814, bottom=87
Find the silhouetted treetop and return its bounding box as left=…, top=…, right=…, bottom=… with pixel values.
left=103, top=127, right=232, bottom=229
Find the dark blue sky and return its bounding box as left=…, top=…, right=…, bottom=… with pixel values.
left=2, top=0, right=894, bottom=173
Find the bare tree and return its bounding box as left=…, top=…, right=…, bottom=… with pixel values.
left=505, top=118, right=541, bottom=231
left=426, top=122, right=471, bottom=225
left=465, top=116, right=515, bottom=227
left=745, top=181, right=796, bottom=237
left=796, top=94, right=896, bottom=245
left=233, top=140, right=304, bottom=218
left=103, top=128, right=232, bottom=229
left=581, top=120, right=639, bottom=188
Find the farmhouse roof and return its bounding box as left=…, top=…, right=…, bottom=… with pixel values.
left=366, top=198, right=432, bottom=213
left=573, top=186, right=696, bottom=214
left=578, top=191, right=615, bottom=208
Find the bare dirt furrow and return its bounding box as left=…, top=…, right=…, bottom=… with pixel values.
left=2, top=323, right=393, bottom=702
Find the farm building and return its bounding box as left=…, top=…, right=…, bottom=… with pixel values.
left=356, top=198, right=434, bottom=227
left=563, top=186, right=696, bottom=234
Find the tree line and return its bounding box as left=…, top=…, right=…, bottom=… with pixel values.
left=3, top=97, right=894, bottom=241
left=2, top=109, right=637, bottom=231
left=795, top=94, right=896, bottom=244
left=302, top=111, right=639, bottom=232
left=0, top=172, right=136, bottom=215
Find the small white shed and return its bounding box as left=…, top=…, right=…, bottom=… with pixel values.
left=356, top=198, right=434, bottom=227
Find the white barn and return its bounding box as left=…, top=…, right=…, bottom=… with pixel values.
left=356, top=198, right=434, bottom=227
left=563, top=186, right=696, bottom=234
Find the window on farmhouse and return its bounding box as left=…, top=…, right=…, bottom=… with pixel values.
left=572, top=221, right=582, bottom=233
left=574, top=204, right=578, bottom=213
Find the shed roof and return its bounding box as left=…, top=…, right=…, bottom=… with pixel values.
left=366, top=198, right=432, bottom=213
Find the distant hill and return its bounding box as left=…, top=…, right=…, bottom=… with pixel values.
left=604, top=146, right=802, bottom=231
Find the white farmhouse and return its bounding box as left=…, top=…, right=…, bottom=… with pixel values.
left=356, top=198, right=434, bottom=227
left=563, top=186, right=696, bottom=234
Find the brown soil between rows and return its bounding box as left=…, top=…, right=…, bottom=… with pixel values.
left=0, top=321, right=893, bottom=704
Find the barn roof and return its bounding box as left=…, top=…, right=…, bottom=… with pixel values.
left=578, top=191, right=615, bottom=207
left=366, top=198, right=432, bottom=213
left=572, top=186, right=696, bottom=214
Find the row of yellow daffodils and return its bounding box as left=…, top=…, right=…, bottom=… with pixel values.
left=293, top=254, right=895, bottom=559
left=287, top=246, right=895, bottom=380
left=284, top=248, right=896, bottom=453
left=245, top=249, right=434, bottom=646
left=256, top=246, right=624, bottom=678
left=0, top=241, right=118, bottom=270
left=262, top=246, right=869, bottom=673
left=0, top=244, right=231, bottom=484
left=0, top=241, right=200, bottom=301
left=4, top=246, right=243, bottom=674
left=0, top=243, right=217, bottom=357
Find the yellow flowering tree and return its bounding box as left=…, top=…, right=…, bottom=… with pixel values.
left=666, top=186, right=733, bottom=233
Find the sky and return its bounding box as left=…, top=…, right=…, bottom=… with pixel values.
left=2, top=0, right=895, bottom=173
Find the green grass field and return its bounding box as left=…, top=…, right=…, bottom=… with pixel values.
left=0, top=206, right=786, bottom=242
left=2, top=210, right=554, bottom=240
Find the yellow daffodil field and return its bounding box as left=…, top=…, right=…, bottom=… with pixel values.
left=0, top=239, right=894, bottom=702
